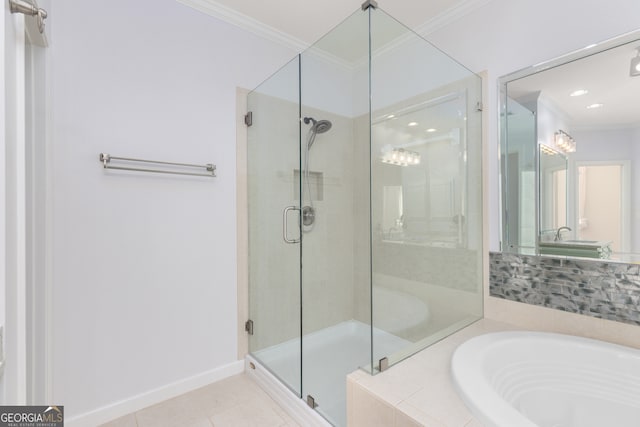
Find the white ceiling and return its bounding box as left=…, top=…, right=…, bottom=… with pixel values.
left=508, top=41, right=640, bottom=129
left=179, top=0, right=492, bottom=50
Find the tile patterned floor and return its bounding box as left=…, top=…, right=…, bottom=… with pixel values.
left=100, top=374, right=300, bottom=427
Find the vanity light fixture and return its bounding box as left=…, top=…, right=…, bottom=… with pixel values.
left=540, top=144, right=559, bottom=156
left=380, top=147, right=421, bottom=166
left=569, top=89, right=588, bottom=97
left=630, top=47, right=640, bottom=77
left=554, top=130, right=576, bottom=153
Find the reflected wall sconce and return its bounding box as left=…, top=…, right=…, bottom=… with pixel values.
left=554, top=130, right=576, bottom=153
left=630, top=47, right=640, bottom=77
left=380, top=146, right=421, bottom=166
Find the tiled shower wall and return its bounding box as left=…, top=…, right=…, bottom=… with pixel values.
left=490, top=252, right=640, bottom=326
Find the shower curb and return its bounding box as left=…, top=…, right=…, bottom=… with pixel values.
left=245, top=355, right=332, bottom=427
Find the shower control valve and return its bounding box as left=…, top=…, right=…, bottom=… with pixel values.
left=302, top=206, right=315, bottom=226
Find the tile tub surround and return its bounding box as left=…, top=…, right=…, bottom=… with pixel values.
left=347, top=318, right=519, bottom=427
left=490, top=252, right=640, bottom=326
left=374, top=242, right=479, bottom=292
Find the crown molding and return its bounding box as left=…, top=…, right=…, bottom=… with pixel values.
left=414, top=0, right=494, bottom=36
left=176, top=0, right=309, bottom=52
left=177, top=0, right=494, bottom=70
left=176, top=0, right=357, bottom=70
left=352, top=0, right=495, bottom=71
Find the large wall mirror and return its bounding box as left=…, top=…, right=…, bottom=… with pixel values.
left=499, top=30, right=640, bottom=262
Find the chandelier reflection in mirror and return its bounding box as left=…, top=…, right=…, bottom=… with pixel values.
left=380, top=145, right=421, bottom=166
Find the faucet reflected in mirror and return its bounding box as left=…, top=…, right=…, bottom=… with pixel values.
left=555, top=226, right=571, bottom=242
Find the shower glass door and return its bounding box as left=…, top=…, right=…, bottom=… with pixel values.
left=299, top=9, right=370, bottom=427
left=247, top=56, right=302, bottom=397
left=370, top=7, right=484, bottom=369
left=247, top=5, right=484, bottom=427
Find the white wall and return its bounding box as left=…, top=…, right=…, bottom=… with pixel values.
left=48, top=0, right=295, bottom=420
left=572, top=129, right=634, bottom=163
left=425, top=0, right=640, bottom=250
left=536, top=96, right=570, bottom=148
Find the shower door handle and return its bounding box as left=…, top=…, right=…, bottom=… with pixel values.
left=283, top=206, right=301, bottom=244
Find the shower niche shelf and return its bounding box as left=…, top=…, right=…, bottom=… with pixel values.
left=294, top=169, right=324, bottom=201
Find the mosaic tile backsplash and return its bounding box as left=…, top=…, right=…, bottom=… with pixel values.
left=490, top=252, right=640, bottom=326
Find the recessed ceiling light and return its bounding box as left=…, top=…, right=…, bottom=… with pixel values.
left=387, top=114, right=395, bottom=119
left=408, top=122, right=418, bottom=127
left=586, top=103, right=604, bottom=109
left=570, top=89, right=588, bottom=97
left=426, top=128, right=437, bottom=133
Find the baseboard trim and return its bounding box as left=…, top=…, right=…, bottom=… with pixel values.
left=66, top=360, right=244, bottom=427
left=245, top=355, right=331, bottom=427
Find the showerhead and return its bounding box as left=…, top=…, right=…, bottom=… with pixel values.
left=314, top=120, right=332, bottom=134
left=303, top=116, right=332, bottom=134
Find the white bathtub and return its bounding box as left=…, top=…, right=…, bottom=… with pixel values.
left=451, top=331, right=640, bottom=427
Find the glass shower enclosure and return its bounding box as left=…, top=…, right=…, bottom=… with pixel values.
left=246, top=4, right=483, bottom=426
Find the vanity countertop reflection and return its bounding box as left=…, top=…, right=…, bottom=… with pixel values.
left=539, top=239, right=612, bottom=249
left=538, top=239, right=613, bottom=259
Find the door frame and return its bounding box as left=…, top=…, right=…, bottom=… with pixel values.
left=2, top=7, right=28, bottom=404
left=2, top=2, right=51, bottom=404
left=570, top=159, right=631, bottom=252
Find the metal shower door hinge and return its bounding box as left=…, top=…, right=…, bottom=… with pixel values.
left=244, top=111, right=253, bottom=127
left=378, top=357, right=389, bottom=372
left=245, top=319, right=254, bottom=335
left=306, top=395, right=317, bottom=409
left=476, top=101, right=483, bottom=112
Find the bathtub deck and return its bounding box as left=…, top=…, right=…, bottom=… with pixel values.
left=347, top=318, right=520, bottom=427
